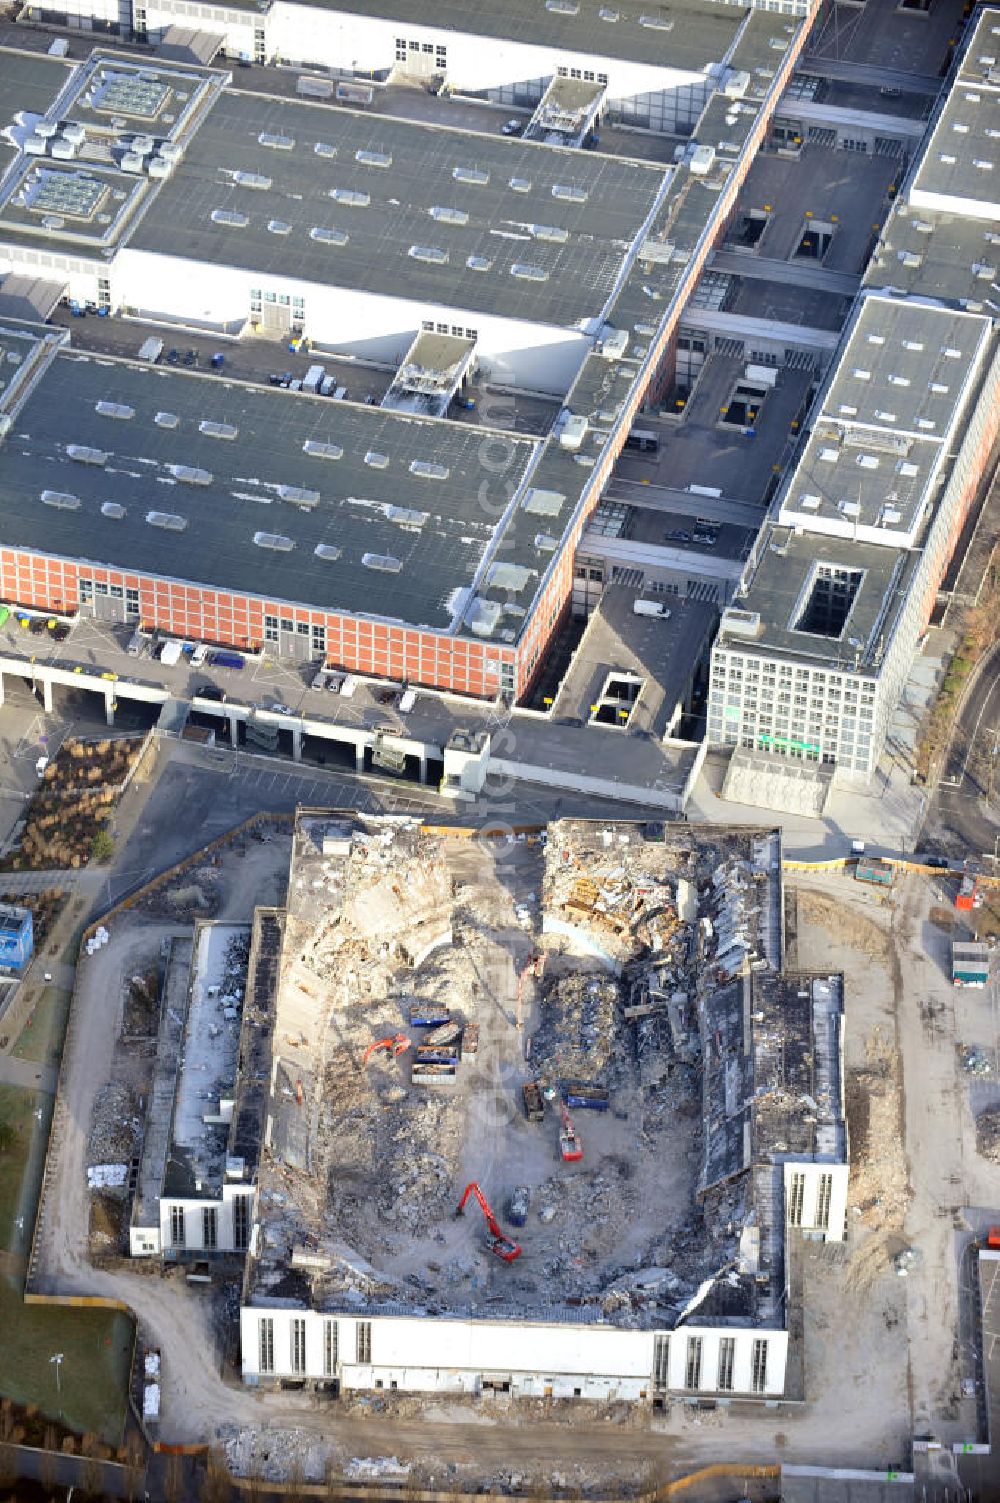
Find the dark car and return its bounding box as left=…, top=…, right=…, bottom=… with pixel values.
left=166, top=348, right=180, bottom=364
left=500, top=119, right=522, bottom=136
left=376, top=687, right=398, bottom=706
left=508, top=1186, right=530, bottom=1227
left=183, top=349, right=198, bottom=366
left=29, top=617, right=47, bottom=635
left=195, top=684, right=226, bottom=702
left=49, top=621, right=71, bottom=642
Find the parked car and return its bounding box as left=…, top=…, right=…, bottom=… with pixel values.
left=267, top=701, right=294, bottom=715
left=166, top=348, right=180, bottom=364
left=182, top=348, right=198, bottom=366
left=500, top=119, right=522, bottom=136
left=49, top=621, right=70, bottom=642
left=508, top=1186, right=531, bottom=1226
left=376, top=687, right=399, bottom=707
left=196, top=684, right=226, bottom=702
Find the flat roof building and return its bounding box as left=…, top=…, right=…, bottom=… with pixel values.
left=709, top=11, right=1000, bottom=805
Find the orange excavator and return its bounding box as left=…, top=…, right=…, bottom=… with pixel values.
left=455, top=1182, right=522, bottom=1262
left=362, top=1033, right=411, bottom=1065
left=559, top=1101, right=583, bottom=1162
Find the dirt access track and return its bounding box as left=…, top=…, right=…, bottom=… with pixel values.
left=23, top=828, right=984, bottom=1488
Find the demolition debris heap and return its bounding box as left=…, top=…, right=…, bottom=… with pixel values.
left=238, top=813, right=845, bottom=1399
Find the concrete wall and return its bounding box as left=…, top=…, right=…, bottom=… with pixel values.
left=239, top=1305, right=789, bottom=1398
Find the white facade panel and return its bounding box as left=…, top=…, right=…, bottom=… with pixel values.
left=114, top=248, right=590, bottom=390
left=159, top=1183, right=254, bottom=1254
left=239, top=1306, right=789, bottom=1398
left=783, top=1161, right=848, bottom=1242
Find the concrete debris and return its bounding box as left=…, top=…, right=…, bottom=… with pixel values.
left=344, top=1457, right=412, bottom=1480
left=88, top=1079, right=139, bottom=1173
left=976, top=1105, right=1000, bottom=1161
left=87, top=1163, right=127, bottom=1189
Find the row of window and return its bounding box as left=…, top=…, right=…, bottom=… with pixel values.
left=394, top=36, right=447, bottom=67
left=556, top=66, right=608, bottom=85
left=786, top=1171, right=834, bottom=1231
left=258, top=1316, right=361, bottom=1376
left=421, top=320, right=479, bottom=339
left=653, top=1334, right=769, bottom=1393
left=257, top=1319, right=770, bottom=1391
left=168, top=1196, right=251, bottom=1250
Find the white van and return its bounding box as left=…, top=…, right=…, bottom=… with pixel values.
left=159, top=640, right=183, bottom=666
left=398, top=689, right=417, bottom=714
left=340, top=674, right=358, bottom=698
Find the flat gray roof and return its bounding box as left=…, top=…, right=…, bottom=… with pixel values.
left=778, top=297, right=992, bottom=540
left=716, top=523, right=920, bottom=675
left=866, top=198, right=1000, bottom=309
left=0, top=47, right=75, bottom=130
left=909, top=9, right=1000, bottom=215
left=241, top=0, right=747, bottom=71
left=0, top=350, right=539, bottom=631
left=128, top=88, right=667, bottom=327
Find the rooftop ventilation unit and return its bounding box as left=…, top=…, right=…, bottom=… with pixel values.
left=211, top=208, right=249, bottom=227
left=329, top=188, right=370, bottom=207
left=356, top=149, right=392, bottom=167
left=640, top=12, right=673, bottom=28
left=552, top=183, right=587, bottom=203
left=838, top=499, right=861, bottom=517
left=147, top=510, right=187, bottom=530
left=510, top=177, right=531, bottom=193
left=303, top=439, right=343, bottom=460
left=41, top=489, right=81, bottom=510
left=233, top=171, right=271, bottom=189
left=599, top=6, right=620, bottom=18
left=430, top=204, right=469, bottom=225
left=310, top=226, right=348, bottom=245
left=799, top=493, right=821, bottom=509
left=276, top=484, right=320, bottom=509
left=467, top=254, right=492, bottom=270
left=881, top=506, right=902, bottom=525
left=253, top=531, right=294, bottom=551
left=409, top=244, right=448, bottom=263
left=511, top=263, right=548, bottom=281
left=314, top=543, right=342, bottom=561
left=546, top=0, right=579, bottom=11
left=531, top=223, right=568, bottom=243
left=268, top=219, right=292, bottom=235
left=95, top=401, right=134, bottom=420
left=720, top=608, right=761, bottom=637
left=560, top=413, right=588, bottom=450
left=101, top=502, right=126, bottom=519
left=67, top=444, right=107, bottom=466
left=148, top=157, right=172, bottom=179
left=596, top=327, right=628, bottom=360
left=155, top=411, right=179, bottom=428
left=386, top=504, right=429, bottom=526
left=362, top=552, right=402, bottom=573
left=534, top=532, right=558, bottom=551
left=409, top=461, right=449, bottom=480
left=453, top=166, right=489, bottom=186
left=167, top=465, right=212, bottom=485
left=314, top=142, right=336, bottom=158
left=365, top=451, right=389, bottom=469
left=522, top=486, right=565, bottom=516
left=258, top=132, right=295, bottom=150
left=199, top=420, right=238, bottom=440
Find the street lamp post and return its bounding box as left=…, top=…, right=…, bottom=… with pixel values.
left=50, top=1352, right=64, bottom=1396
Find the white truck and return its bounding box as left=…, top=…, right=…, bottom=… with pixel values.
left=633, top=599, right=671, bottom=620
left=158, top=639, right=183, bottom=666
left=138, top=336, right=164, bottom=364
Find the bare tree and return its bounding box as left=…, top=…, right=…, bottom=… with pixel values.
left=163, top=1452, right=185, bottom=1503
left=39, top=1426, right=59, bottom=1496
left=122, top=1433, right=146, bottom=1503
left=200, top=1446, right=234, bottom=1503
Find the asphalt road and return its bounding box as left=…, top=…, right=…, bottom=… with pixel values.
left=921, top=641, right=1000, bottom=862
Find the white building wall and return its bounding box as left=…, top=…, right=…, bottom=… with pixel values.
left=267, top=6, right=714, bottom=117
left=0, top=241, right=103, bottom=307
left=239, top=1306, right=788, bottom=1398
left=783, top=1161, right=848, bottom=1241
left=158, top=1182, right=254, bottom=1254
left=114, top=247, right=591, bottom=391
left=140, top=0, right=262, bottom=57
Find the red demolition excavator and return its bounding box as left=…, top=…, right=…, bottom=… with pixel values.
left=455, top=1182, right=522, bottom=1262
left=362, top=1033, right=411, bottom=1065
left=559, top=1101, right=583, bottom=1162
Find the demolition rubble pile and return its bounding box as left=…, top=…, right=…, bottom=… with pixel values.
left=531, top=972, right=621, bottom=1087
left=88, top=1079, right=139, bottom=1189
left=977, top=1106, right=1000, bottom=1163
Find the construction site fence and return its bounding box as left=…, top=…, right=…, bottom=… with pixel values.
left=225, top=1462, right=782, bottom=1502
left=782, top=856, right=1000, bottom=885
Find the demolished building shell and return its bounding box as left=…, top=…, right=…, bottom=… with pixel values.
left=159, top=812, right=845, bottom=1401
